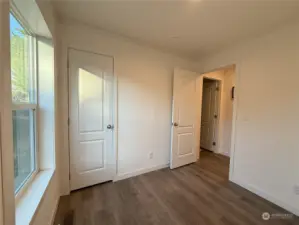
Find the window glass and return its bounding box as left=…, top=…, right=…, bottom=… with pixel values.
left=10, top=13, right=35, bottom=104
left=12, top=110, right=35, bottom=192
left=10, top=12, right=37, bottom=193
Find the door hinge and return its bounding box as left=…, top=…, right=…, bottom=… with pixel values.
left=68, top=118, right=70, bottom=126
left=213, top=142, right=216, bottom=146
left=69, top=173, right=71, bottom=180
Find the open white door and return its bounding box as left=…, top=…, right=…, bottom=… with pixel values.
left=170, top=68, right=199, bottom=169
left=68, top=49, right=115, bottom=191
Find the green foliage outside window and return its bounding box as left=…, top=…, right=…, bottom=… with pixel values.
left=10, top=17, right=30, bottom=103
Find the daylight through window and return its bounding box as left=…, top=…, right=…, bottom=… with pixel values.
left=10, top=12, right=37, bottom=193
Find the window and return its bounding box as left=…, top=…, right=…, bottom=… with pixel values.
left=10, top=12, right=37, bottom=193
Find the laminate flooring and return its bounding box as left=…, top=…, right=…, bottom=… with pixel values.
left=54, top=150, right=298, bottom=225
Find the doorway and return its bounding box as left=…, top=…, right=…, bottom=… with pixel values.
left=198, top=66, right=236, bottom=172
left=200, top=78, right=220, bottom=152
left=170, top=66, right=236, bottom=171
left=68, top=48, right=116, bottom=191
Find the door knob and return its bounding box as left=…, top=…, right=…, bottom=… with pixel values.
left=107, top=124, right=114, bottom=129
left=173, top=122, right=178, bottom=127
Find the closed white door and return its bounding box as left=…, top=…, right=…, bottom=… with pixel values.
left=68, top=49, right=115, bottom=191
left=170, top=68, right=199, bottom=169
left=200, top=80, right=219, bottom=151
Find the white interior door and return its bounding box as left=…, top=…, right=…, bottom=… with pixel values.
left=171, top=68, right=199, bottom=169
left=69, top=49, right=115, bottom=191
left=200, top=80, right=218, bottom=151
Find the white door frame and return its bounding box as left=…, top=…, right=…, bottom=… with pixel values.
left=67, top=47, right=118, bottom=189
left=200, top=77, right=222, bottom=152
left=171, top=65, right=237, bottom=180
left=198, top=64, right=238, bottom=181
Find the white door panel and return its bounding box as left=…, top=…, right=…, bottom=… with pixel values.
left=171, top=68, right=199, bottom=169
left=69, top=49, right=115, bottom=191
left=178, top=132, right=194, bottom=155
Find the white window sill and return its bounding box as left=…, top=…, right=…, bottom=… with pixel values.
left=15, top=169, right=55, bottom=225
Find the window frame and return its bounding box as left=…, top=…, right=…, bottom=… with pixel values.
left=10, top=7, right=39, bottom=201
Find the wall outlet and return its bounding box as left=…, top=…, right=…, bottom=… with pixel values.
left=294, top=185, right=299, bottom=195
left=149, top=152, right=153, bottom=159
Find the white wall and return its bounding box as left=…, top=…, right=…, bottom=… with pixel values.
left=37, top=37, right=55, bottom=170
left=0, top=1, right=15, bottom=224
left=58, top=22, right=200, bottom=194
left=201, top=21, right=299, bottom=215
left=30, top=174, right=59, bottom=225
left=221, top=67, right=235, bottom=156
left=0, top=2, right=16, bottom=224
left=31, top=1, right=60, bottom=225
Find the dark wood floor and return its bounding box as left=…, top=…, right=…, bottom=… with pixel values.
left=54, top=151, right=298, bottom=225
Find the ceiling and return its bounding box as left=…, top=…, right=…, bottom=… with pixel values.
left=52, top=0, right=299, bottom=59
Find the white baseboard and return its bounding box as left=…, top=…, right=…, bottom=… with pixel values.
left=50, top=198, right=59, bottom=225
left=219, top=152, right=230, bottom=157
left=113, top=164, right=169, bottom=182
left=230, top=177, right=299, bottom=216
